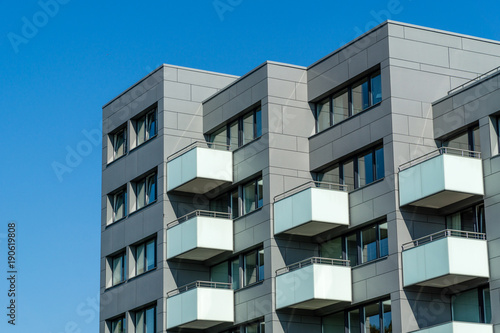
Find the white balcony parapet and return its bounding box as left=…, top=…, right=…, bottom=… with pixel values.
left=402, top=230, right=489, bottom=287
left=275, top=257, right=352, bottom=310
left=409, top=321, right=493, bottom=333
left=167, top=141, right=232, bottom=194
left=399, top=147, right=483, bottom=209
left=273, top=181, right=349, bottom=237
left=166, top=281, right=234, bottom=330
left=167, top=210, right=233, bottom=261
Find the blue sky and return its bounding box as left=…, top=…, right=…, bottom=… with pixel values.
left=1, top=0, right=500, bottom=332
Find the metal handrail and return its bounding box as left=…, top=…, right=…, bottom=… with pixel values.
left=166, top=281, right=232, bottom=298
left=398, top=147, right=481, bottom=172
left=166, top=141, right=231, bottom=162
left=167, top=210, right=231, bottom=229
left=274, top=181, right=348, bottom=203
left=402, top=229, right=486, bottom=251
left=275, top=257, right=350, bottom=276
left=448, top=65, right=500, bottom=95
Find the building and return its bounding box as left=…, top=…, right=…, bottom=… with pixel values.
left=100, top=20, right=500, bottom=333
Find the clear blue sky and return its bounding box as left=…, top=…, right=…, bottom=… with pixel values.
left=1, top=0, right=499, bottom=332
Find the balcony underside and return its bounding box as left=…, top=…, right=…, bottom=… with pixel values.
left=410, top=273, right=486, bottom=288
left=404, top=190, right=481, bottom=209
left=279, top=221, right=344, bottom=237
left=170, top=247, right=229, bottom=261
left=173, top=319, right=228, bottom=330
left=283, top=298, right=344, bottom=310
left=170, top=178, right=229, bottom=194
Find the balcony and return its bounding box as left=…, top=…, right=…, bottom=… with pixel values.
left=273, top=181, right=349, bottom=237
left=398, top=148, right=483, bottom=209
left=167, top=141, right=232, bottom=194
left=166, top=281, right=234, bottom=330
left=410, top=322, right=493, bottom=333
left=402, top=230, right=489, bottom=287
left=275, top=257, right=352, bottom=310
left=167, top=210, right=233, bottom=261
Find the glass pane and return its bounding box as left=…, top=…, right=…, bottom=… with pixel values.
left=136, top=244, right=145, bottom=275
left=257, top=178, right=264, bottom=208
left=114, top=130, right=125, bottom=158
left=243, top=181, right=256, bottom=215
left=477, top=205, right=486, bottom=234
left=483, top=288, right=491, bottom=323
left=260, top=322, right=265, bottom=333
left=112, top=318, right=124, bottom=333
left=321, top=237, right=343, bottom=260
left=243, top=112, right=254, bottom=144
left=383, top=300, right=392, bottom=333
left=460, top=207, right=475, bottom=232
left=472, top=126, right=480, bottom=152
left=343, top=159, right=355, bottom=191
left=375, top=147, right=384, bottom=180
left=361, top=225, right=377, bottom=263
left=146, top=240, right=155, bottom=271
left=443, top=131, right=469, bottom=151
left=446, top=212, right=461, bottom=230
left=146, top=111, right=156, bottom=139
left=452, top=289, right=480, bottom=323
left=231, top=258, right=240, bottom=289
left=379, top=223, right=388, bottom=258
left=364, top=303, right=380, bottom=333
left=136, top=311, right=144, bottom=333
left=211, top=194, right=229, bottom=214
left=230, top=121, right=239, bottom=148
left=352, top=79, right=369, bottom=115
left=245, top=251, right=257, bottom=286
left=258, top=249, right=265, bottom=281
left=348, top=309, right=361, bottom=333
left=147, top=174, right=156, bottom=204
left=323, top=311, right=344, bottom=333
left=333, top=90, right=349, bottom=125
left=371, top=72, right=382, bottom=105
left=113, top=255, right=123, bottom=285
left=137, top=117, right=145, bottom=145
left=317, top=98, right=331, bottom=132
left=346, top=234, right=358, bottom=266
left=137, top=180, right=145, bottom=210
left=255, top=109, right=262, bottom=137
left=246, top=323, right=258, bottom=333
left=145, top=307, right=155, bottom=333
left=211, top=261, right=228, bottom=283
left=210, top=127, right=227, bottom=148
left=359, top=151, right=374, bottom=187
left=231, top=190, right=239, bottom=218
left=114, top=191, right=125, bottom=220
left=318, top=165, right=339, bottom=184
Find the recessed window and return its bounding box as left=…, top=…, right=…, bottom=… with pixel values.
left=243, top=177, right=263, bottom=215
left=134, top=172, right=157, bottom=211
left=135, top=306, right=155, bottom=333
left=446, top=204, right=486, bottom=233
left=210, top=248, right=264, bottom=289
left=110, top=316, right=126, bottom=333
left=111, top=127, right=127, bottom=160
left=317, top=145, right=384, bottom=191
left=245, top=321, right=265, bottom=333
left=111, top=252, right=126, bottom=286
left=135, top=108, right=157, bottom=148
left=209, top=176, right=263, bottom=218
left=209, top=107, right=262, bottom=149
left=315, top=71, right=381, bottom=132
left=244, top=248, right=264, bottom=286
left=452, top=286, right=491, bottom=324
left=442, top=125, right=480, bottom=153
left=112, top=189, right=127, bottom=221
left=135, top=238, right=156, bottom=276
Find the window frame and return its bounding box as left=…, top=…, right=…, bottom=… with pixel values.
left=112, top=188, right=128, bottom=222
left=111, top=126, right=127, bottom=161
left=135, top=238, right=156, bottom=277
left=441, top=124, right=480, bottom=152
left=209, top=176, right=263, bottom=218
left=134, top=305, right=156, bottom=333
left=209, top=107, right=262, bottom=149
left=134, top=171, right=157, bottom=212
left=451, top=285, right=491, bottom=324
left=315, top=70, right=381, bottom=133
left=109, top=315, right=126, bottom=333
left=445, top=203, right=486, bottom=233
left=111, top=251, right=126, bottom=287
left=134, top=107, right=158, bottom=149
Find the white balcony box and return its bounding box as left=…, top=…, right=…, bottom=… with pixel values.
left=274, top=182, right=349, bottom=237
left=167, top=142, right=232, bottom=194
left=399, top=148, right=483, bottom=209
left=167, top=211, right=233, bottom=261
left=402, top=230, right=489, bottom=287
left=410, top=322, right=493, bottom=333
left=275, top=257, right=352, bottom=310
left=167, top=281, right=234, bottom=330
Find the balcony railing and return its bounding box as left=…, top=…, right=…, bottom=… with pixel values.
left=399, top=147, right=481, bottom=172
left=276, top=257, right=350, bottom=276
left=402, top=229, right=487, bottom=251
left=274, top=181, right=347, bottom=203
left=167, top=141, right=231, bottom=162
left=166, top=281, right=232, bottom=298
left=167, top=210, right=231, bottom=229
left=448, top=65, right=500, bottom=95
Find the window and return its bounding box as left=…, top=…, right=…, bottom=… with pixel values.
left=323, top=299, right=392, bottom=333
left=317, top=146, right=384, bottom=191
left=446, top=204, right=486, bottom=233
left=112, top=189, right=127, bottom=221
left=244, top=249, right=264, bottom=286
left=135, top=172, right=157, bottom=211
left=316, top=71, right=381, bottom=132
left=452, top=286, right=491, bottom=324
left=136, top=108, right=157, bottom=147
left=245, top=321, right=265, bottom=333
left=135, top=306, right=155, bottom=333
left=111, top=252, right=126, bottom=286
left=321, top=221, right=388, bottom=267
left=110, top=316, right=125, bottom=333
left=135, top=238, right=156, bottom=276
left=210, top=257, right=241, bottom=289
left=209, top=107, right=262, bottom=148
left=442, top=125, right=480, bottom=153
left=111, top=127, right=127, bottom=160
left=209, top=176, right=262, bottom=218
left=210, top=248, right=263, bottom=289
left=243, top=177, right=263, bottom=215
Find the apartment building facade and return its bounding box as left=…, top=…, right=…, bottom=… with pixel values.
left=100, top=20, right=500, bottom=333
